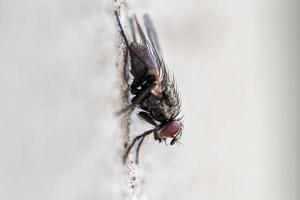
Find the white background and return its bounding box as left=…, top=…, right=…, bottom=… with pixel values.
left=0, top=0, right=299, bottom=200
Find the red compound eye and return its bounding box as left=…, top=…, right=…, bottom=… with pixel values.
left=159, top=121, right=181, bottom=138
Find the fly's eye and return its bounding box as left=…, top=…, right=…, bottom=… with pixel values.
left=159, top=121, right=181, bottom=138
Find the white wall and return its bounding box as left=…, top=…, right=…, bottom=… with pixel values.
left=0, top=0, right=299, bottom=200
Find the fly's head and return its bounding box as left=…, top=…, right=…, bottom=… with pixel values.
left=158, top=120, right=183, bottom=145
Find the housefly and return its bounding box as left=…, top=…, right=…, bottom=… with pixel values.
left=115, top=12, right=183, bottom=164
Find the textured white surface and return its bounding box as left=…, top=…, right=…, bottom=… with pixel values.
left=0, top=1, right=123, bottom=199
left=0, top=0, right=299, bottom=200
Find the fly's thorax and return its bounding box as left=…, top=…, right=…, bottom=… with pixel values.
left=161, top=85, right=181, bottom=118
left=141, top=95, right=168, bottom=121
left=141, top=87, right=180, bottom=122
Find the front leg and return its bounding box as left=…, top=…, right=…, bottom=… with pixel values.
left=123, top=128, right=156, bottom=164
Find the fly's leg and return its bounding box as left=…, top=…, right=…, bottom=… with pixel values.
left=123, top=128, right=155, bottom=164
left=131, top=82, right=155, bottom=105
left=115, top=104, right=134, bottom=116
left=153, top=131, right=163, bottom=143
left=135, top=135, right=146, bottom=164
left=138, top=111, right=157, bottom=126
left=116, top=82, right=155, bottom=116
left=138, top=112, right=164, bottom=144
left=131, top=74, right=155, bottom=94
left=123, top=49, right=129, bottom=85
left=115, top=11, right=130, bottom=48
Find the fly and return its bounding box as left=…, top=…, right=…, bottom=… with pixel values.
left=115, top=12, right=183, bottom=164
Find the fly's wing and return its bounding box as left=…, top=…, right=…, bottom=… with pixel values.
left=128, top=16, right=157, bottom=83
left=142, top=14, right=171, bottom=90
left=133, top=14, right=178, bottom=100
left=132, top=15, right=164, bottom=96
left=143, top=14, right=162, bottom=57
left=143, top=16, right=182, bottom=118
left=133, top=15, right=161, bottom=71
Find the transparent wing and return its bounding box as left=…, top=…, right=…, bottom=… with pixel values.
left=132, top=15, right=162, bottom=72
left=143, top=14, right=162, bottom=56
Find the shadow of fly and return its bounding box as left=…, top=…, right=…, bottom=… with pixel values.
left=115, top=12, right=183, bottom=164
